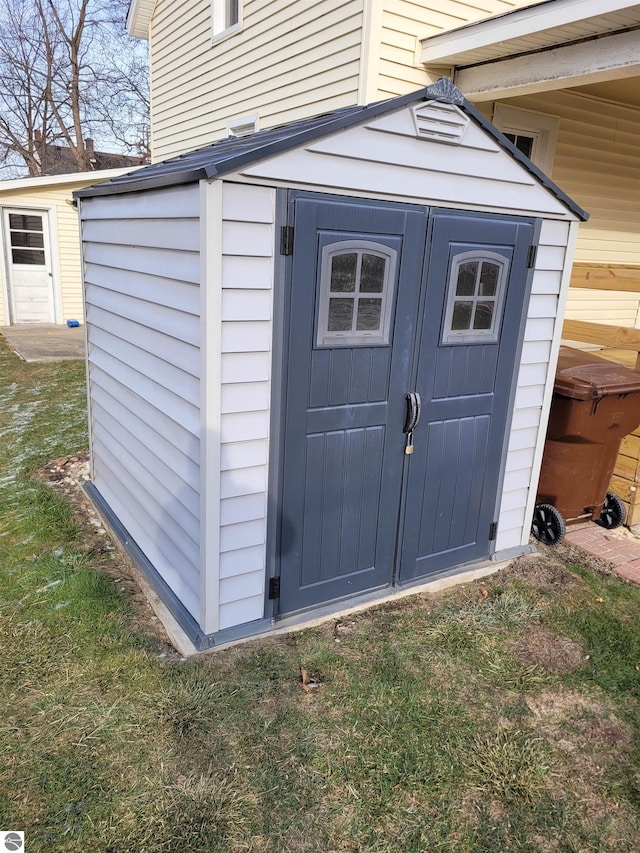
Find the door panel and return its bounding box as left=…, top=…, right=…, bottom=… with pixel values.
left=397, top=211, right=535, bottom=583
left=3, top=209, right=55, bottom=323
left=278, top=197, right=429, bottom=616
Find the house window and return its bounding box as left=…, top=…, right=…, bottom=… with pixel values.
left=442, top=250, right=508, bottom=345
left=316, top=241, right=397, bottom=348
left=493, top=105, right=559, bottom=175
left=503, top=132, right=534, bottom=160
left=212, top=0, right=241, bottom=41
left=8, top=213, right=45, bottom=265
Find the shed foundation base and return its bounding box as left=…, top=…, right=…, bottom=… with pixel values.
left=86, top=482, right=531, bottom=655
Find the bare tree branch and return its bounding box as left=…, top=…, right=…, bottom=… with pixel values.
left=0, top=0, right=149, bottom=178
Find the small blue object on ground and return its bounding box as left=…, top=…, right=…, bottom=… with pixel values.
left=66, top=319, right=80, bottom=327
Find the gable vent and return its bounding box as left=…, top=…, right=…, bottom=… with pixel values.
left=412, top=102, right=469, bottom=145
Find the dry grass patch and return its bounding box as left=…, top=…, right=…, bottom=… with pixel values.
left=512, top=625, right=587, bottom=673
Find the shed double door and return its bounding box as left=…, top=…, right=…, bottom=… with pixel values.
left=277, top=195, right=535, bottom=616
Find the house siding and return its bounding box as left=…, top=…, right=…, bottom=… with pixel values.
left=377, top=0, right=532, bottom=98
left=149, top=0, right=364, bottom=161
left=81, top=184, right=203, bottom=620
left=478, top=91, right=640, bottom=328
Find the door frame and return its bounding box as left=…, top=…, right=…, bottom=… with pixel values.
left=265, top=189, right=540, bottom=621
left=1, top=205, right=61, bottom=325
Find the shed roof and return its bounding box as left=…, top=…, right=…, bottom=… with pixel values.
left=74, top=79, right=588, bottom=221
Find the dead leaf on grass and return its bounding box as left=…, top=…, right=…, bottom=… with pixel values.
left=299, top=666, right=323, bottom=693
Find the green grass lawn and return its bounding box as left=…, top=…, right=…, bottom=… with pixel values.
left=0, top=338, right=639, bottom=852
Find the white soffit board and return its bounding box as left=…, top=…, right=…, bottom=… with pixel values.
left=127, top=0, right=155, bottom=39
left=419, top=0, right=640, bottom=66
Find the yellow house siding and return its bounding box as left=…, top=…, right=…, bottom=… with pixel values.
left=480, top=91, right=640, bottom=327
left=0, top=183, right=83, bottom=324
left=149, top=0, right=364, bottom=161
left=377, top=0, right=532, bottom=98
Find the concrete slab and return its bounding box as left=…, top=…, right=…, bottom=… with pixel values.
left=0, top=324, right=85, bottom=361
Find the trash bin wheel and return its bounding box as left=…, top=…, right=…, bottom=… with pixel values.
left=531, top=504, right=566, bottom=545
left=596, top=491, right=626, bottom=530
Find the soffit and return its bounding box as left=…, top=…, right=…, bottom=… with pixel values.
left=569, top=77, right=640, bottom=109
left=127, top=0, right=156, bottom=39
left=420, top=0, right=640, bottom=67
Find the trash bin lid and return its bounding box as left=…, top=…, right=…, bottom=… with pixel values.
left=554, top=346, right=640, bottom=400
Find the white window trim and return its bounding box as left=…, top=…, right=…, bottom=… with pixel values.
left=211, top=0, right=242, bottom=44
left=316, top=240, right=398, bottom=349
left=226, top=115, right=259, bottom=138
left=493, top=104, right=559, bottom=175
left=441, top=250, right=509, bottom=346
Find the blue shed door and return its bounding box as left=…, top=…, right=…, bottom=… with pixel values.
left=277, top=196, right=535, bottom=616
left=397, top=210, right=535, bottom=583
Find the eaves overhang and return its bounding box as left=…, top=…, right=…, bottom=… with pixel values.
left=0, top=167, right=142, bottom=194
left=419, top=0, right=640, bottom=67
left=127, top=0, right=154, bottom=39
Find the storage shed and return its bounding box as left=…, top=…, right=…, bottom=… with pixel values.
left=75, top=80, right=587, bottom=650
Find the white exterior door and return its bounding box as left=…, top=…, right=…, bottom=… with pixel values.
left=3, top=209, right=55, bottom=323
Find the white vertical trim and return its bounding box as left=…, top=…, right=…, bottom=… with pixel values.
left=77, top=199, right=95, bottom=480
left=0, top=214, right=10, bottom=325
left=200, top=179, right=223, bottom=635
left=358, top=0, right=383, bottom=104
left=522, top=220, right=580, bottom=543
left=45, top=205, right=63, bottom=324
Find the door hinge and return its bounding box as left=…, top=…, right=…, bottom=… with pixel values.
left=268, top=576, right=281, bottom=600
left=489, top=522, right=498, bottom=542
left=526, top=244, right=537, bottom=268
left=280, top=226, right=294, bottom=255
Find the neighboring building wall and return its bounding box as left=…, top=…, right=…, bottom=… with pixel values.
left=80, top=184, right=202, bottom=620
left=217, top=181, right=275, bottom=631
left=149, top=0, right=364, bottom=160
left=0, top=181, right=85, bottom=324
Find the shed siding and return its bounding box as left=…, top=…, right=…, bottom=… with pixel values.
left=478, top=91, right=640, bottom=327
left=0, top=181, right=87, bottom=324
left=496, top=218, right=571, bottom=552
left=149, top=0, right=364, bottom=161
left=239, top=107, right=571, bottom=219
left=81, top=184, right=203, bottom=619
left=218, top=181, right=275, bottom=631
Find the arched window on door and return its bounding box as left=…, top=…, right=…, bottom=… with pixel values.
left=316, top=241, right=397, bottom=348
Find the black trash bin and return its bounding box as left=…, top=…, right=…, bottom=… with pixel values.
left=532, top=346, right=640, bottom=544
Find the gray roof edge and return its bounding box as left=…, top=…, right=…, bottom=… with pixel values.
left=74, top=167, right=207, bottom=199
left=461, top=98, right=589, bottom=222
left=72, top=79, right=588, bottom=221
left=72, top=90, right=425, bottom=200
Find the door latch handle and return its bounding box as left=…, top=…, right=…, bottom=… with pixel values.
left=403, top=392, right=421, bottom=434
